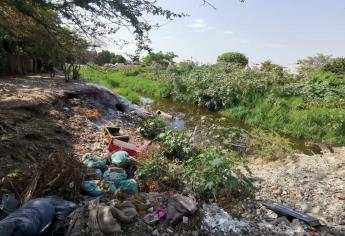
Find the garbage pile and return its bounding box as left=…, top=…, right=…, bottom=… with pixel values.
left=0, top=126, right=201, bottom=236
left=81, top=151, right=138, bottom=197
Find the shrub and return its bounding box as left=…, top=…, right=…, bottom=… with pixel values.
left=297, top=53, right=332, bottom=76
left=249, top=129, right=295, bottom=161
left=138, top=117, right=167, bottom=139
left=183, top=148, right=253, bottom=199
left=217, top=52, right=248, bottom=67
left=135, top=155, right=184, bottom=190
left=157, top=130, right=200, bottom=160
left=121, top=66, right=141, bottom=76
left=323, top=57, right=345, bottom=75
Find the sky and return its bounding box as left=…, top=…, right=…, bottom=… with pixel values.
left=106, top=0, right=345, bottom=67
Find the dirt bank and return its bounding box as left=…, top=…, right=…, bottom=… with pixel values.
left=0, top=75, right=344, bottom=235
left=0, top=75, right=147, bottom=178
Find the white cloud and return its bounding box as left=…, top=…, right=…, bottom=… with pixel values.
left=268, top=43, right=287, bottom=48
left=223, top=30, right=234, bottom=35
left=240, top=39, right=249, bottom=44
left=187, top=18, right=213, bottom=32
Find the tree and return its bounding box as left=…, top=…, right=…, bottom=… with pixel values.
left=323, top=57, right=345, bottom=75
left=0, top=0, right=185, bottom=53
left=95, top=50, right=113, bottom=65
left=297, top=53, right=332, bottom=76
left=260, top=60, right=284, bottom=76
left=143, top=51, right=177, bottom=67
left=111, top=55, right=127, bottom=64
left=0, top=1, right=90, bottom=76
left=217, top=52, right=248, bottom=67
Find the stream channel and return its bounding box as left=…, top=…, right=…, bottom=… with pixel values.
left=140, top=97, right=312, bottom=155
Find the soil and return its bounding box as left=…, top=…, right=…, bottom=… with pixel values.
left=0, top=75, right=344, bottom=235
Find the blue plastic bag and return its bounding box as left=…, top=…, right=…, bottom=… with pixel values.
left=119, top=179, right=138, bottom=194
left=103, top=170, right=127, bottom=186
left=0, top=198, right=55, bottom=236
left=82, top=153, right=107, bottom=172
left=81, top=180, right=116, bottom=197
left=110, top=151, right=130, bottom=167
left=44, top=196, right=77, bottom=231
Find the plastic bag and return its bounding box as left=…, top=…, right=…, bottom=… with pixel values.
left=81, top=180, right=116, bottom=197
left=0, top=198, right=55, bottom=236
left=44, top=196, right=77, bottom=231
left=82, top=153, right=107, bottom=172
left=103, top=169, right=127, bottom=186
left=109, top=151, right=130, bottom=167
left=119, top=179, right=138, bottom=194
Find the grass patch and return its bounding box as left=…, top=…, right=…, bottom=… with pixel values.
left=80, top=65, right=168, bottom=103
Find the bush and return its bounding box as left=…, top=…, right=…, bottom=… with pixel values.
left=217, top=52, right=248, bottom=67
left=121, top=66, right=141, bottom=76
left=157, top=130, right=200, bottom=160
left=135, top=155, right=184, bottom=190
left=183, top=148, right=253, bottom=199
left=249, top=129, right=295, bottom=161
left=138, top=118, right=166, bottom=139
left=323, top=57, right=345, bottom=75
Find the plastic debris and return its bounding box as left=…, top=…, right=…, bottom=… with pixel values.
left=262, top=200, right=322, bottom=227
left=202, top=203, right=248, bottom=234
left=119, top=179, right=138, bottom=194
left=82, top=153, right=107, bottom=172
left=81, top=180, right=116, bottom=197
left=44, top=196, right=77, bottom=231
left=103, top=169, right=127, bottom=186
left=182, top=216, right=189, bottom=224
left=165, top=194, right=197, bottom=227
left=109, top=151, right=130, bottom=167
left=67, top=199, right=137, bottom=235
left=144, top=207, right=167, bottom=225
left=0, top=198, right=55, bottom=236
left=85, top=168, right=103, bottom=180
left=1, top=193, right=19, bottom=215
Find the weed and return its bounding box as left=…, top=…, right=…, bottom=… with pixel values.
left=138, top=117, right=166, bottom=139
left=183, top=148, right=253, bottom=200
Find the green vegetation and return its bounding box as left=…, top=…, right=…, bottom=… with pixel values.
left=81, top=51, right=345, bottom=145
left=80, top=65, right=168, bottom=103
left=217, top=52, right=248, bottom=67
left=183, top=148, right=253, bottom=199
left=138, top=118, right=167, bottom=139
left=323, top=57, right=345, bottom=75
left=156, top=57, right=345, bottom=144
left=135, top=123, right=252, bottom=200
left=143, top=51, right=177, bottom=68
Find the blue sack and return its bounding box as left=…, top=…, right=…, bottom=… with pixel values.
left=81, top=180, right=116, bottom=197
left=44, top=196, right=77, bottom=231
left=0, top=198, right=55, bottom=236
left=119, top=179, right=138, bottom=194
left=103, top=170, right=127, bottom=186
left=110, top=151, right=130, bottom=167
left=82, top=153, right=107, bottom=172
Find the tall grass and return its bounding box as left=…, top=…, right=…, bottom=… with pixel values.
left=80, top=65, right=168, bottom=103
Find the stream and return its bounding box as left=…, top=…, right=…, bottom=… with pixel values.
left=140, top=97, right=312, bottom=155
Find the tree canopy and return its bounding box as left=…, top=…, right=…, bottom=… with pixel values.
left=0, top=0, right=185, bottom=52
left=143, top=51, right=177, bottom=67
left=217, top=52, right=248, bottom=67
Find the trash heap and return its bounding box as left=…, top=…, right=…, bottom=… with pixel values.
left=0, top=126, right=200, bottom=236
left=81, top=151, right=138, bottom=197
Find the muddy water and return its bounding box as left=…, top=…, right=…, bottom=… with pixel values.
left=141, top=97, right=312, bottom=154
